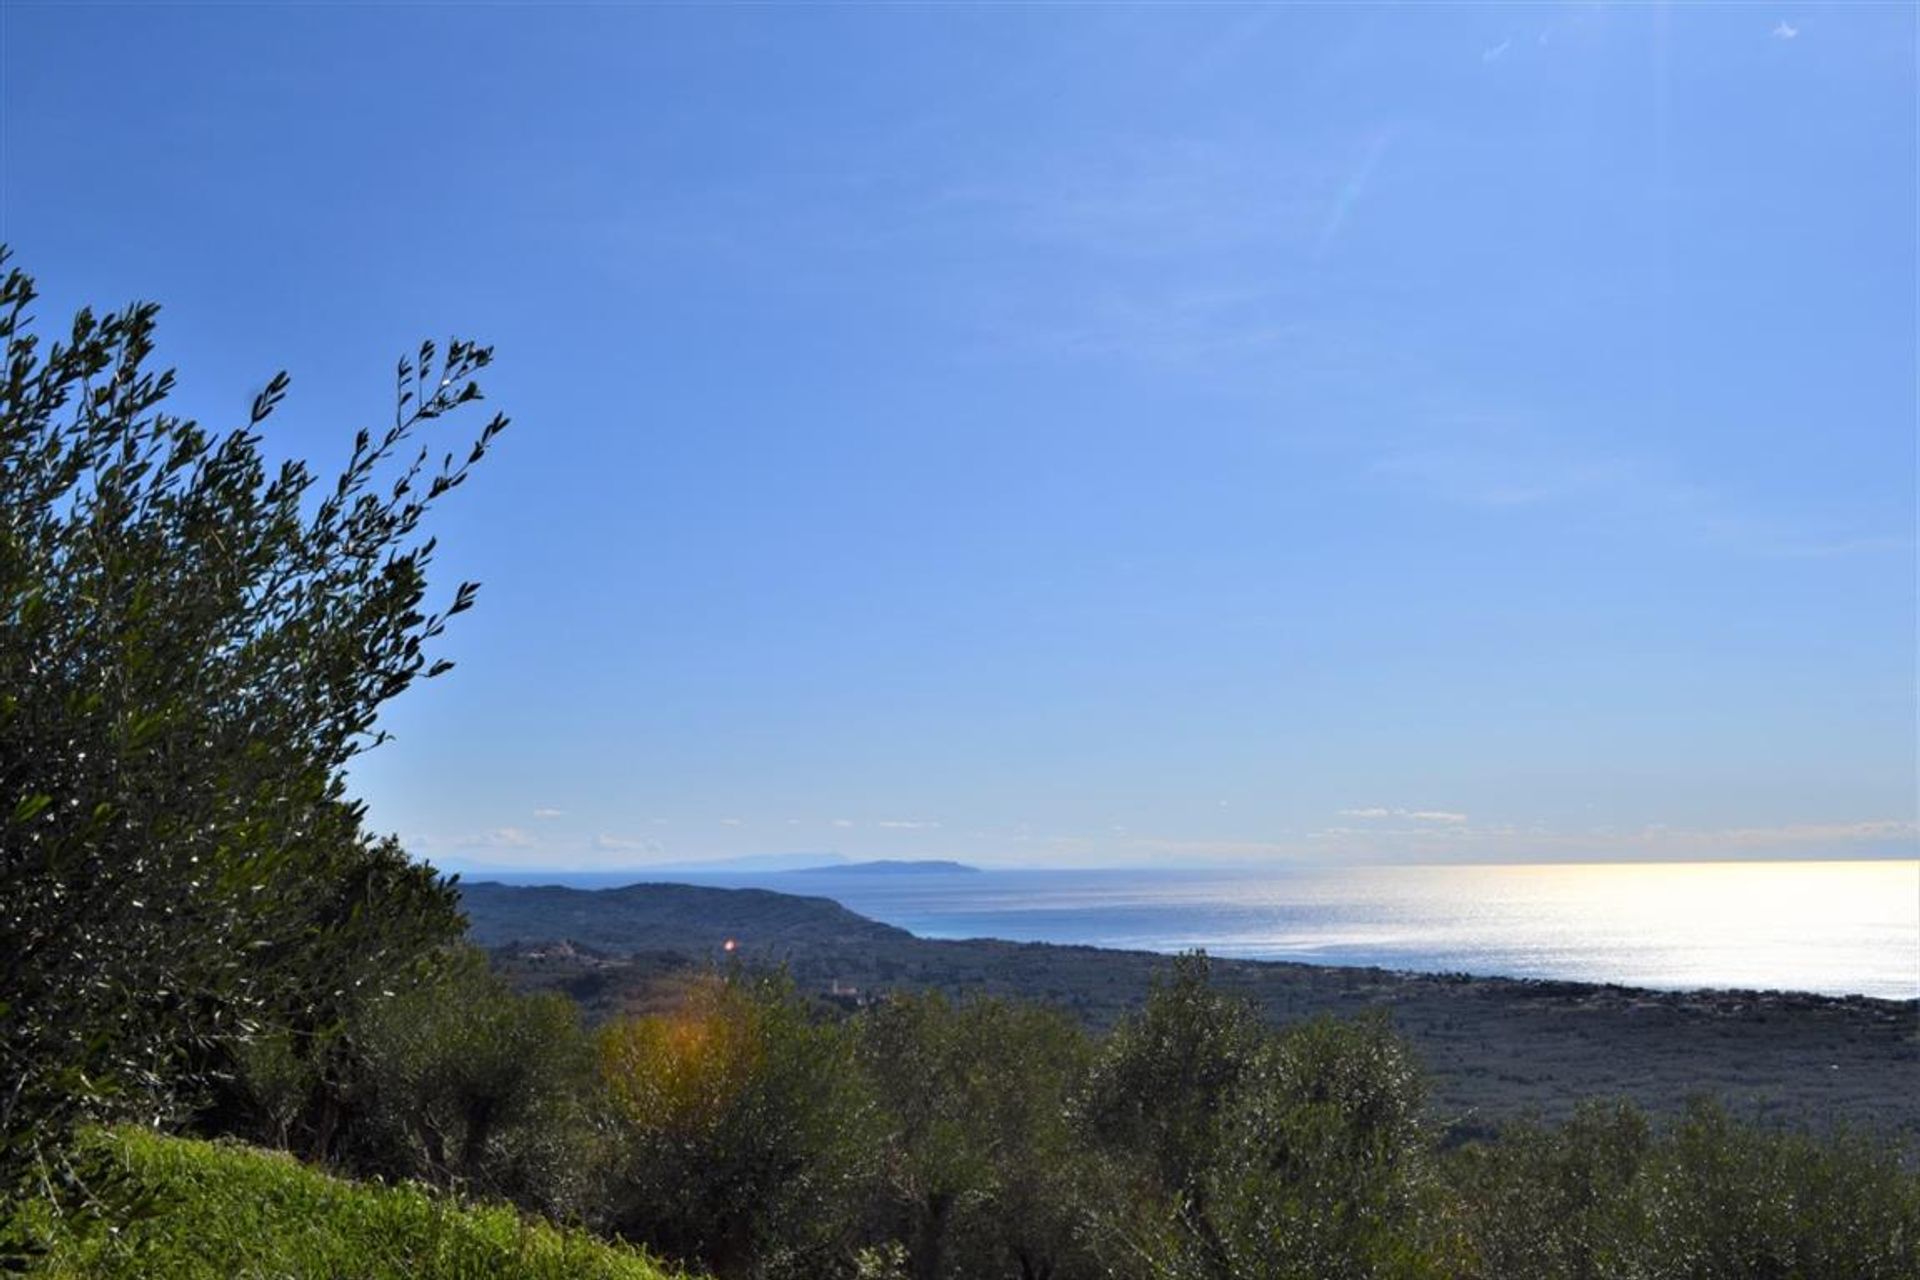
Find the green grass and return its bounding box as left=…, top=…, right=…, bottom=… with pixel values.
left=8, top=1128, right=685, bottom=1280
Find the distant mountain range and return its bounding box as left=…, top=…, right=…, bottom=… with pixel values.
left=464, top=856, right=985, bottom=887
left=788, top=859, right=980, bottom=876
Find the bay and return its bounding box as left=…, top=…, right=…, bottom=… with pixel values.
left=496, top=860, right=1920, bottom=1000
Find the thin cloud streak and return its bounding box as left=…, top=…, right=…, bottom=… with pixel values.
left=1119, top=819, right=1913, bottom=868
left=1373, top=435, right=1910, bottom=559
left=1338, top=807, right=1469, bottom=824
left=1314, top=128, right=1393, bottom=260
left=594, top=833, right=663, bottom=855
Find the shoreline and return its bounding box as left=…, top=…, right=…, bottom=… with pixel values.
left=465, top=879, right=1920, bottom=1146
left=914, top=930, right=1920, bottom=1006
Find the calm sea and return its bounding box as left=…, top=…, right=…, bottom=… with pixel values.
left=504, top=861, right=1920, bottom=1000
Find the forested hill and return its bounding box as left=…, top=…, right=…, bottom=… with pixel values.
left=459, top=880, right=910, bottom=954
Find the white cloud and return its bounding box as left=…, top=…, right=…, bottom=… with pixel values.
left=1337, top=807, right=1467, bottom=823
left=719, top=818, right=744, bottom=827
left=593, top=833, right=663, bottom=855
left=1374, top=442, right=1669, bottom=511
left=942, top=136, right=1319, bottom=259
left=1299, top=817, right=1917, bottom=861
left=991, top=283, right=1303, bottom=372
left=831, top=818, right=856, bottom=829
left=532, top=807, right=564, bottom=819
left=1371, top=426, right=1906, bottom=559
left=1773, top=21, right=1799, bottom=39
left=1153, top=837, right=1315, bottom=858
left=1178, top=5, right=1285, bottom=83
left=1088, top=813, right=1917, bottom=870
left=1482, top=38, right=1512, bottom=63
left=411, top=826, right=546, bottom=858
left=876, top=819, right=940, bottom=830
left=1639, top=818, right=1914, bottom=852
left=932, top=134, right=1354, bottom=371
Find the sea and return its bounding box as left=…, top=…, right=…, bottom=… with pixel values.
left=486, top=860, right=1920, bottom=1001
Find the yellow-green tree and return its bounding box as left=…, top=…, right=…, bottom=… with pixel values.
left=598, top=972, right=878, bottom=1280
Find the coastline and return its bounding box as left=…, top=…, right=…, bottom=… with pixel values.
left=466, top=880, right=1920, bottom=1148
left=469, top=860, right=1920, bottom=1000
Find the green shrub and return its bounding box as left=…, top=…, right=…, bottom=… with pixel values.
left=598, top=971, right=878, bottom=1280
left=344, top=950, right=606, bottom=1220
left=1448, top=1099, right=1653, bottom=1280
left=1077, top=961, right=1462, bottom=1280
left=1640, top=1098, right=1920, bottom=1279
left=856, top=991, right=1106, bottom=1280
left=1145, top=1015, right=1461, bottom=1280
left=195, top=837, right=468, bottom=1161
left=1451, top=1097, right=1920, bottom=1280
left=1077, top=952, right=1265, bottom=1205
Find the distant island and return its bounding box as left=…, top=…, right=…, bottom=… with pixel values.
left=787, top=859, right=981, bottom=875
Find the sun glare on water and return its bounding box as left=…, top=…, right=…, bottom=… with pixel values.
left=1375, top=860, right=1920, bottom=997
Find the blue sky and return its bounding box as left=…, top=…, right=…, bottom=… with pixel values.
left=4, top=3, right=1913, bottom=869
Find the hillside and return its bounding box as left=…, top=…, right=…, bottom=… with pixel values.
left=461, top=880, right=909, bottom=955
left=5, top=1128, right=682, bottom=1280
left=466, top=879, right=1920, bottom=1149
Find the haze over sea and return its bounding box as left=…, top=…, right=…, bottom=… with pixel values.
left=490, top=861, right=1920, bottom=1001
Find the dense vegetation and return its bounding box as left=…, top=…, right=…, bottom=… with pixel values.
left=5, top=254, right=1916, bottom=1277
left=17, top=957, right=1915, bottom=1279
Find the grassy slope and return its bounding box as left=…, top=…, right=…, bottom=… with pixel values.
left=10, top=1129, right=682, bottom=1280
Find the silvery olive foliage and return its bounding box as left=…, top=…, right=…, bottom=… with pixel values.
left=855, top=991, right=1106, bottom=1280
left=0, top=249, right=505, bottom=1219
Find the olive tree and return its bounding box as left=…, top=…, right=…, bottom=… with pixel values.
left=0, top=249, right=505, bottom=1209
left=857, top=991, right=1105, bottom=1280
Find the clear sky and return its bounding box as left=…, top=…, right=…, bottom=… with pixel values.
left=4, top=3, right=1913, bottom=870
